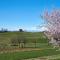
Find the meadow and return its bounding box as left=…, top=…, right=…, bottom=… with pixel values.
left=0, top=32, right=60, bottom=60
left=0, top=32, right=48, bottom=49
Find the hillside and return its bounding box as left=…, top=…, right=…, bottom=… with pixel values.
left=0, top=32, right=48, bottom=48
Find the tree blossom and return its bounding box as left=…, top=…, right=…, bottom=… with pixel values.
left=41, top=9, right=60, bottom=35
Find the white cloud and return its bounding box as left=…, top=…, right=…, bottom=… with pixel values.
left=7, top=26, right=48, bottom=32
left=39, top=26, right=48, bottom=31
left=23, top=26, right=48, bottom=32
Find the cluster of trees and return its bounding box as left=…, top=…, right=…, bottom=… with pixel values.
left=0, top=28, right=8, bottom=32
left=0, top=28, right=24, bottom=32
left=11, top=36, right=38, bottom=48
left=11, top=34, right=27, bottom=48
left=19, top=29, right=24, bottom=32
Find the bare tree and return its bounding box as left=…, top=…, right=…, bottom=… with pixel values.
left=11, top=37, right=18, bottom=46
left=11, top=35, right=26, bottom=48
left=17, top=35, right=26, bottom=48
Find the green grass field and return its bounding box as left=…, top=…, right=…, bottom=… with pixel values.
left=0, top=32, right=49, bottom=48
left=0, top=32, right=60, bottom=60
left=0, top=32, right=47, bottom=43
left=0, top=49, right=60, bottom=60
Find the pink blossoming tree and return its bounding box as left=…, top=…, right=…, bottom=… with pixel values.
left=41, top=9, right=60, bottom=48
left=41, top=9, right=60, bottom=36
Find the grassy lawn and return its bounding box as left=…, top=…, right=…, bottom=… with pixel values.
left=0, top=32, right=58, bottom=60
left=0, top=32, right=47, bottom=43
left=0, top=49, right=60, bottom=60
left=0, top=32, right=49, bottom=49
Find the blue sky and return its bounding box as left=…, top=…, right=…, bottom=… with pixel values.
left=0, top=0, right=60, bottom=31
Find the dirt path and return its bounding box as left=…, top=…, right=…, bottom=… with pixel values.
left=24, top=54, right=60, bottom=60
left=0, top=48, right=54, bottom=54
left=0, top=48, right=43, bottom=54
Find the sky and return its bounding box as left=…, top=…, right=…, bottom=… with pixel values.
left=0, top=0, right=60, bottom=31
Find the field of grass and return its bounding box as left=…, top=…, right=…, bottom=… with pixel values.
left=0, top=32, right=60, bottom=60
left=0, top=49, right=60, bottom=60
left=0, top=32, right=47, bottom=43
left=0, top=32, right=49, bottom=49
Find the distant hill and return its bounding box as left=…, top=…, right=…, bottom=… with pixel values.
left=0, top=32, right=48, bottom=48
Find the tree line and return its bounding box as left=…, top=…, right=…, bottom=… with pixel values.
left=0, top=28, right=24, bottom=32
